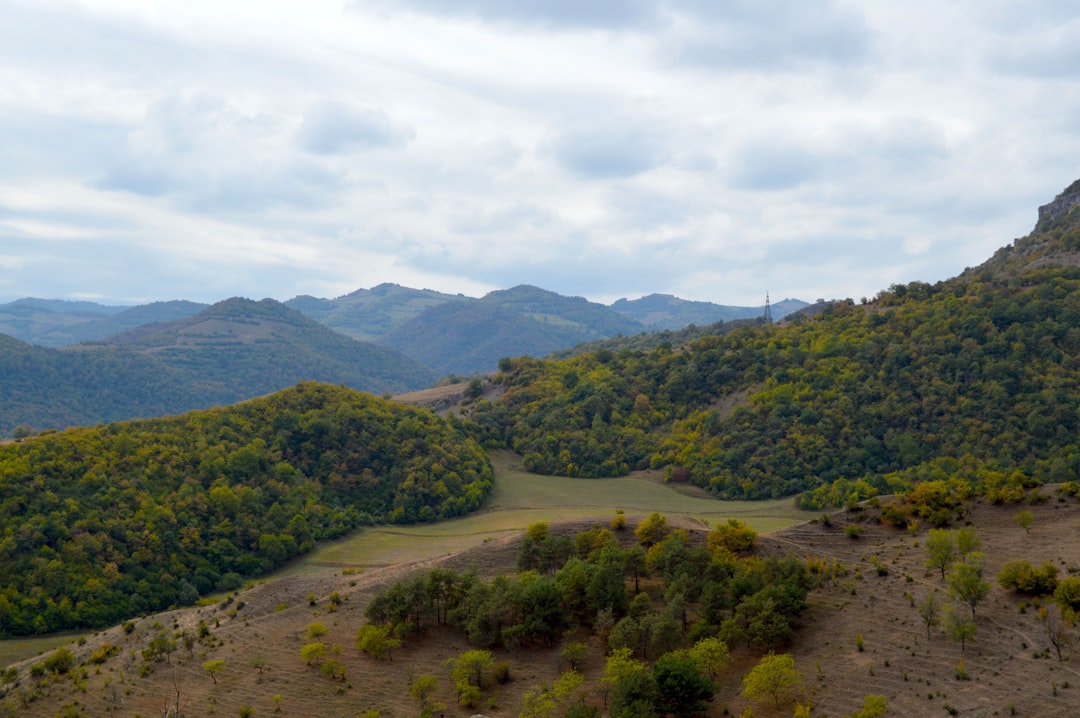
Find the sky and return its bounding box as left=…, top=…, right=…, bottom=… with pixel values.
left=1, top=0, right=1078, bottom=308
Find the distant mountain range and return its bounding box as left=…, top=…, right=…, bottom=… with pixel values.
left=0, top=298, right=434, bottom=435
left=1, top=286, right=804, bottom=370
left=0, top=286, right=804, bottom=432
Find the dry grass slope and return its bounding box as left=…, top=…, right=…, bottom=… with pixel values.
left=4, top=492, right=1080, bottom=717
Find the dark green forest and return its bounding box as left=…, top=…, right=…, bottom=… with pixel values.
left=0, top=383, right=491, bottom=636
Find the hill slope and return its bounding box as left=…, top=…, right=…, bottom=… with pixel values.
left=285, top=283, right=464, bottom=342
left=92, top=296, right=433, bottom=391
left=381, top=285, right=645, bottom=375
left=5, top=495, right=1079, bottom=717
left=0, top=298, right=125, bottom=346
left=611, top=293, right=808, bottom=329
left=0, top=299, right=437, bottom=434
left=0, top=382, right=492, bottom=635
left=459, top=180, right=1080, bottom=499
left=0, top=333, right=223, bottom=435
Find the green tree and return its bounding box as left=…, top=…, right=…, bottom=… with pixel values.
left=300, top=642, right=327, bottom=666
left=449, top=648, right=494, bottom=701
left=561, top=640, right=589, bottom=671
left=305, top=623, right=328, bottom=639
left=947, top=556, right=990, bottom=620
left=610, top=666, right=660, bottom=718
left=919, top=590, right=941, bottom=640
left=1016, top=509, right=1034, bottom=534
left=653, top=651, right=715, bottom=718
left=1055, top=576, right=1080, bottom=621
left=849, top=694, right=888, bottom=718
left=944, top=604, right=977, bottom=651
left=410, top=674, right=444, bottom=718
left=955, top=526, right=981, bottom=558
left=356, top=624, right=402, bottom=660
left=924, top=529, right=956, bottom=580
left=741, top=651, right=802, bottom=709
left=687, top=636, right=731, bottom=678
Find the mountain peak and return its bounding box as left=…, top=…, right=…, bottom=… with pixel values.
left=1037, top=178, right=1080, bottom=227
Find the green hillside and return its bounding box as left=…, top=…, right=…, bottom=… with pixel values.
left=0, top=298, right=437, bottom=435
left=611, top=293, right=807, bottom=329
left=0, top=333, right=225, bottom=436
left=285, top=283, right=463, bottom=342
left=381, top=285, right=645, bottom=375
left=106, top=296, right=437, bottom=393
left=0, top=383, right=492, bottom=635
left=460, top=184, right=1080, bottom=500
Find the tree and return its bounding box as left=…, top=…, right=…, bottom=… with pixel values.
left=653, top=651, right=715, bottom=718
left=561, top=641, right=589, bottom=671
left=449, top=648, right=494, bottom=699
left=688, top=636, right=731, bottom=678
left=635, top=513, right=669, bottom=546
left=356, top=624, right=402, bottom=660
left=955, top=526, right=981, bottom=558
left=1054, top=576, right=1080, bottom=621
left=203, top=659, right=226, bottom=684
left=919, top=590, right=941, bottom=640
left=708, top=519, right=758, bottom=555
left=300, top=642, right=327, bottom=666
left=623, top=545, right=648, bottom=595
left=1040, top=604, right=1071, bottom=662
left=924, top=529, right=956, bottom=580
left=410, top=674, right=444, bottom=718
left=944, top=604, right=977, bottom=651
left=305, top=623, right=328, bottom=639
left=610, top=665, right=660, bottom=718
left=741, top=651, right=802, bottom=709
left=849, top=694, right=888, bottom=718
left=1016, top=509, right=1034, bottom=534
left=601, top=647, right=648, bottom=708
left=947, top=556, right=989, bottom=620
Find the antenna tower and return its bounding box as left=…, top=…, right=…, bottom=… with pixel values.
left=764, top=292, right=773, bottom=324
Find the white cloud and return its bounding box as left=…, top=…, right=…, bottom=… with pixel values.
left=0, top=0, right=1076, bottom=309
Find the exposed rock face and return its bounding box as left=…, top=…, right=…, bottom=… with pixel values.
left=1038, top=179, right=1080, bottom=223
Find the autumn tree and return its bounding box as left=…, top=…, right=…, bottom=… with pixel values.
left=742, top=651, right=803, bottom=709
left=203, top=659, right=226, bottom=684
left=635, top=513, right=670, bottom=547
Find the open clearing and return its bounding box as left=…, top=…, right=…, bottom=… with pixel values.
left=282, top=450, right=804, bottom=574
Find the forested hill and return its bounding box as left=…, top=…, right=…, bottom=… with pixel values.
left=0, top=333, right=225, bottom=436
left=0, top=298, right=436, bottom=435
left=380, top=284, right=645, bottom=375
left=458, top=181, right=1080, bottom=501
left=0, top=383, right=492, bottom=635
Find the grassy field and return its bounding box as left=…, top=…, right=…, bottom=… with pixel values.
left=1, top=451, right=809, bottom=666
left=282, top=451, right=808, bottom=575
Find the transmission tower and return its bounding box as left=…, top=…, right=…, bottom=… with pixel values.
left=764, top=292, right=773, bottom=324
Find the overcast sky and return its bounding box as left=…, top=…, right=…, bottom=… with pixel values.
left=1, top=0, right=1078, bottom=307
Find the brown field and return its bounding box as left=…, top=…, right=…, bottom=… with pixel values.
left=4, top=482, right=1080, bottom=717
